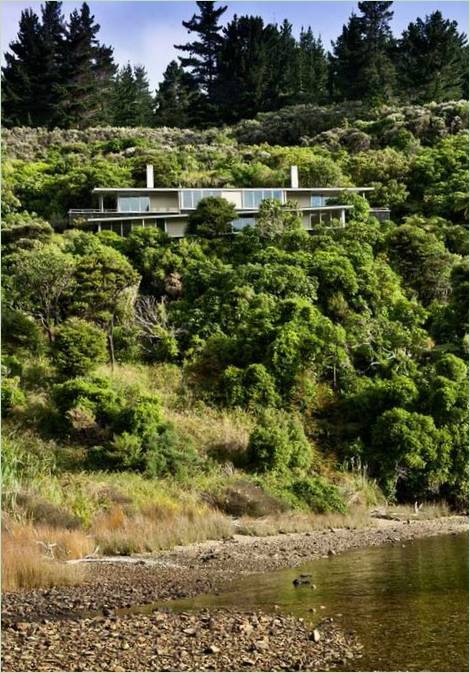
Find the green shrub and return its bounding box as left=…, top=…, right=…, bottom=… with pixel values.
left=53, top=376, right=120, bottom=430
left=144, top=423, right=201, bottom=479
left=188, top=197, right=237, bottom=238
left=247, top=408, right=312, bottom=473
left=1, top=377, right=26, bottom=416
left=291, top=476, right=346, bottom=513
left=222, top=364, right=280, bottom=408
left=52, top=318, right=108, bottom=377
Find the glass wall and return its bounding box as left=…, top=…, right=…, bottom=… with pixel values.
left=181, top=190, right=222, bottom=209
left=242, top=190, right=283, bottom=208
left=117, top=196, right=150, bottom=212
left=310, top=195, right=328, bottom=207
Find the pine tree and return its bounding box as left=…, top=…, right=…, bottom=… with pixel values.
left=357, top=1, right=396, bottom=102
left=2, top=9, right=43, bottom=126
left=57, top=2, right=115, bottom=128
left=328, top=13, right=365, bottom=101
left=112, top=64, right=138, bottom=126
left=397, top=11, right=468, bottom=103
left=112, top=64, right=154, bottom=127
left=270, top=19, right=298, bottom=107
left=297, top=27, right=328, bottom=104
left=329, top=1, right=396, bottom=103
left=214, top=15, right=272, bottom=123
left=2, top=2, right=66, bottom=127
left=37, top=1, right=67, bottom=127
left=154, top=60, right=197, bottom=127
left=133, top=65, right=155, bottom=126
left=174, top=1, right=227, bottom=122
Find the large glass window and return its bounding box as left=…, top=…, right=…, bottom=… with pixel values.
left=118, top=196, right=150, bottom=212
left=181, top=190, right=222, bottom=209
left=242, top=190, right=283, bottom=208
left=310, top=195, right=327, bottom=207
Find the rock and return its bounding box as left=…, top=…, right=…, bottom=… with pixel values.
left=293, top=577, right=311, bottom=586
left=183, top=628, right=197, bottom=636
left=327, top=549, right=336, bottom=556
left=311, top=629, right=321, bottom=643
left=204, top=644, right=220, bottom=654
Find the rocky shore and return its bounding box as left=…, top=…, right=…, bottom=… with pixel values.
left=2, top=610, right=361, bottom=671
left=2, top=515, right=467, bottom=671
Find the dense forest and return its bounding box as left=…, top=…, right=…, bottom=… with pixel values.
left=2, top=1, right=468, bottom=128
left=1, top=2, right=468, bottom=556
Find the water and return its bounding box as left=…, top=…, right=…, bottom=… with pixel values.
left=167, top=533, right=468, bottom=672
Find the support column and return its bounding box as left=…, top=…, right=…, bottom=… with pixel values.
left=99, top=195, right=104, bottom=212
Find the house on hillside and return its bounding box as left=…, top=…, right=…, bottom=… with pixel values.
left=68, top=165, right=390, bottom=237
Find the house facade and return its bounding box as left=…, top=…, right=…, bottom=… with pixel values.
left=69, top=165, right=390, bottom=237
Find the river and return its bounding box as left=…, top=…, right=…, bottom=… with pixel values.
left=167, top=532, right=468, bottom=671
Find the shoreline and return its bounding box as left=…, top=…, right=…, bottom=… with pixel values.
left=2, top=515, right=467, bottom=671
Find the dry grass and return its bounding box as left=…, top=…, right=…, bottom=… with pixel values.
left=376, top=501, right=452, bottom=521
left=91, top=504, right=234, bottom=554
left=237, top=507, right=371, bottom=536
left=2, top=524, right=90, bottom=591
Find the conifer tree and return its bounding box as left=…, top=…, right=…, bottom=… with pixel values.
left=154, top=60, right=197, bottom=127
left=214, top=15, right=272, bottom=123
left=56, top=3, right=115, bottom=128
left=397, top=11, right=468, bottom=103
left=175, top=1, right=227, bottom=122
left=297, top=27, right=328, bottom=104
left=112, top=64, right=154, bottom=126
left=2, top=9, right=42, bottom=126
left=329, top=1, right=396, bottom=103
left=2, top=2, right=67, bottom=127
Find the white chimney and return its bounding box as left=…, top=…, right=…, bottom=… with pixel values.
left=290, top=165, right=299, bottom=189
left=146, top=164, right=154, bottom=189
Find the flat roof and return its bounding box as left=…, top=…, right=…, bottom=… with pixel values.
left=92, top=186, right=375, bottom=194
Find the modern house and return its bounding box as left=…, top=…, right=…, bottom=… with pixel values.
left=69, top=165, right=390, bottom=238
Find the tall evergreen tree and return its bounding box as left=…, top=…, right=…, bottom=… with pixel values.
left=329, top=1, right=396, bottom=103
left=2, top=9, right=43, bottom=126
left=397, top=11, right=468, bottom=103
left=133, top=65, right=156, bottom=126
left=296, top=27, right=328, bottom=104
left=1, top=3, right=67, bottom=127
left=214, top=15, right=272, bottom=123
left=174, top=1, right=227, bottom=122
left=37, top=2, right=67, bottom=127
left=112, top=64, right=154, bottom=126
left=270, top=19, right=298, bottom=107
left=154, top=60, right=198, bottom=127
left=56, top=3, right=115, bottom=128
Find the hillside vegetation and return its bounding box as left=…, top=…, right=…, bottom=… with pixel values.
left=2, top=101, right=468, bottom=574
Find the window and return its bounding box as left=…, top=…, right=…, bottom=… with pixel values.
left=232, top=216, right=255, bottom=231
left=118, top=196, right=150, bottom=212
left=181, top=190, right=222, bottom=209
left=242, top=190, right=283, bottom=208
left=310, top=195, right=327, bottom=208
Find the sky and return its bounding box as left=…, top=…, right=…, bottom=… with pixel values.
left=1, top=0, right=468, bottom=91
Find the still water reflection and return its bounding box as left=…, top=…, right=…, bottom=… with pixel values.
left=168, top=532, right=468, bottom=672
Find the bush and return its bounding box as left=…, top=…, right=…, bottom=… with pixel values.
left=53, top=376, right=120, bottom=433
left=247, top=408, right=313, bottom=473
left=291, top=476, right=346, bottom=513
left=52, top=318, right=108, bottom=377
left=1, top=377, right=26, bottom=416
left=222, top=364, right=280, bottom=408
left=144, top=423, right=201, bottom=479
left=188, top=197, right=237, bottom=238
